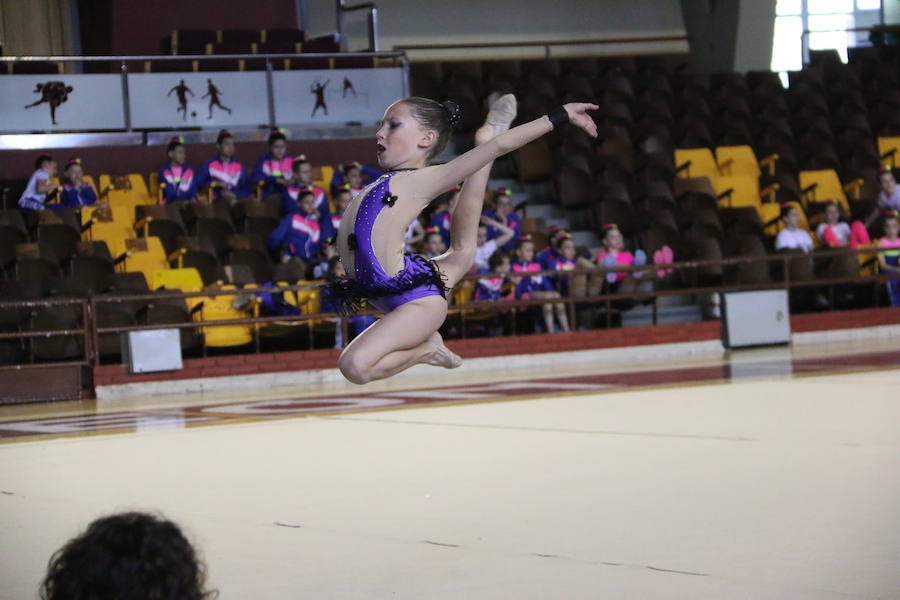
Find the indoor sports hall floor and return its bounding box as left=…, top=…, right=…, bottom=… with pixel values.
left=1, top=339, right=899, bottom=599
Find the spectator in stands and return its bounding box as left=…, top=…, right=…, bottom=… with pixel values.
left=483, top=188, right=521, bottom=251
left=816, top=201, right=871, bottom=249
left=321, top=256, right=376, bottom=348
left=512, top=235, right=571, bottom=333
left=421, top=226, right=447, bottom=259
left=251, top=128, right=293, bottom=201
left=39, top=511, right=214, bottom=600
left=267, top=187, right=323, bottom=273
left=312, top=236, right=339, bottom=279
left=288, top=155, right=331, bottom=222
left=59, top=158, right=97, bottom=208
left=428, top=188, right=458, bottom=247
left=877, top=210, right=900, bottom=306
left=329, top=184, right=353, bottom=233
left=405, top=215, right=425, bottom=253
left=535, top=227, right=566, bottom=268
left=866, top=168, right=900, bottom=230
left=331, top=160, right=380, bottom=195
left=474, top=215, right=515, bottom=270
left=18, top=153, right=57, bottom=211
left=158, top=137, right=198, bottom=203
left=475, top=250, right=515, bottom=301
left=547, top=236, right=594, bottom=298
left=595, top=224, right=647, bottom=284
left=775, top=204, right=814, bottom=252
left=195, top=129, right=249, bottom=205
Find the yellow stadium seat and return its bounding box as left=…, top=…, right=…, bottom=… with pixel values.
left=112, top=236, right=168, bottom=287
left=799, top=170, right=859, bottom=213
left=878, top=137, right=900, bottom=168
left=82, top=206, right=136, bottom=245
left=99, top=174, right=153, bottom=208
left=151, top=267, right=204, bottom=292
left=312, top=165, right=334, bottom=192
left=716, top=174, right=761, bottom=210
left=675, top=149, right=720, bottom=186
left=715, top=145, right=780, bottom=178
left=194, top=284, right=254, bottom=347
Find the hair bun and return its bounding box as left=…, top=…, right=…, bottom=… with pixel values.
left=440, top=100, right=462, bottom=129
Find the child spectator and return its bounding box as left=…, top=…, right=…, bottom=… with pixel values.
left=18, top=154, right=57, bottom=210
left=39, top=511, right=214, bottom=600
left=877, top=210, right=900, bottom=306
left=405, top=216, right=425, bottom=253
left=483, top=187, right=522, bottom=251
left=196, top=129, right=249, bottom=205
left=475, top=250, right=515, bottom=301
left=865, top=168, right=900, bottom=230
left=321, top=256, right=376, bottom=348
left=251, top=128, right=293, bottom=200
left=331, top=160, right=380, bottom=195
left=547, top=236, right=595, bottom=297
left=816, top=201, right=871, bottom=249
left=59, top=158, right=97, bottom=208
left=595, top=224, right=647, bottom=284
left=286, top=155, right=331, bottom=222
left=421, top=226, right=447, bottom=259
left=329, top=184, right=353, bottom=233
left=312, top=236, right=339, bottom=279
left=428, top=189, right=456, bottom=247
left=512, top=235, right=571, bottom=333
left=474, top=215, right=515, bottom=270
left=158, top=137, right=198, bottom=203
left=775, top=204, right=814, bottom=252
left=267, top=187, right=323, bottom=272
left=536, top=228, right=568, bottom=268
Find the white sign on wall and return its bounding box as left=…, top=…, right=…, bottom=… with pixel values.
left=128, top=72, right=270, bottom=129
left=272, top=68, right=406, bottom=125
left=0, top=74, right=125, bottom=132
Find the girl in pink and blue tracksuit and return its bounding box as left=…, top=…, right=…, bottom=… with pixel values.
left=158, top=137, right=197, bottom=203
left=511, top=235, right=570, bottom=333
left=196, top=129, right=249, bottom=203
left=483, top=187, right=521, bottom=251
left=267, top=188, right=324, bottom=269
left=251, top=128, right=293, bottom=199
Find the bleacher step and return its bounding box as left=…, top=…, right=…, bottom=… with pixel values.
left=621, top=304, right=705, bottom=328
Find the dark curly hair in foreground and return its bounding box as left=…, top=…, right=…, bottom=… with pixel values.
left=40, top=511, right=216, bottom=600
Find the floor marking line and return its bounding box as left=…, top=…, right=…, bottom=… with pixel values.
left=423, top=540, right=461, bottom=548
left=646, top=565, right=710, bottom=577
left=323, top=417, right=759, bottom=443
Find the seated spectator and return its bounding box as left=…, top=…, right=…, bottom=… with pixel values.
left=816, top=201, right=871, bottom=249
left=285, top=155, right=331, bottom=223
left=595, top=224, right=647, bottom=284
left=865, top=167, right=900, bottom=229
left=331, top=160, right=380, bottom=195
left=547, top=236, right=594, bottom=298
left=405, top=216, right=425, bottom=253
left=196, top=129, right=249, bottom=205
left=283, top=184, right=335, bottom=241
left=878, top=210, right=900, bottom=306
left=59, top=157, right=97, bottom=208
left=421, top=226, right=447, bottom=259
left=40, top=511, right=214, bottom=600
left=321, top=256, right=376, bottom=348
left=428, top=188, right=457, bottom=247
left=483, top=188, right=521, bottom=251
left=267, top=188, right=323, bottom=273
left=158, top=137, right=198, bottom=203
left=512, top=235, right=571, bottom=333
left=474, top=215, right=515, bottom=270
left=251, top=128, right=293, bottom=201
left=329, top=184, right=353, bottom=233
left=475, top=250, right=515, bottom=301
left=312, top=236, right=339, bottom=279
left=775, top=204, right=814, bottom=252
left=18, top=153, right=57, bottom=211
left=536, top=227, right=567, bottom=268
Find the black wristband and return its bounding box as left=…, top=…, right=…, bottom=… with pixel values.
left=547, top=106, right=569, bottom=129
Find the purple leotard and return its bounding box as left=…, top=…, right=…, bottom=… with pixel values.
left=324, top=171, right=448, bottom=315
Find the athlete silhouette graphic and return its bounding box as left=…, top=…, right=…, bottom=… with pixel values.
left=311, top=80, right=330, bottom=117
left=202, top=79, right=232, bottom=118
left=24, top=81, right=73, bottom=125
left=167, top=80, right=194, bottom=121
left=342, top=77, right=357, bottom=98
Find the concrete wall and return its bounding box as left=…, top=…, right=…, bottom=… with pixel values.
left=734, top=0, right=776, bottom=72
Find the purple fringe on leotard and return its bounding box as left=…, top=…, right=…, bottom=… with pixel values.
left=323, top=254, right=449, bottom=316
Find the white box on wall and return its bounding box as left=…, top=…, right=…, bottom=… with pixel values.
left=123, top=329, right=183, bottom=374
left=720, top=290, right=791, bottom=349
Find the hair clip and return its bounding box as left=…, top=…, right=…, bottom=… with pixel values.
left=218, top=129, right=230, bottom=136
left=494, top=188, right=511, bottom=196
left=323, top=235, right=336, bottom=246
left=602, top=223, right=618, bottom=231
left=780, top=202, right=792, bottom=210
left=297, top=153, right=307, bottom=161
left=65, top=157, right=82, bottom=168
left=886, top=209, right=899, bottom=219
left=425, top=226, right=440, bottom=234
left=337, top=183, right=352, bottom=192
left=517, top=234, right=532, bottom=242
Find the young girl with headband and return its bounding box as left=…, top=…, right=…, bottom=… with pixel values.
left=877, top=210, right=900, bottom=306
left=158, top=137, right=197, bottom=203
left=196, top=129, right=249, bottom=205
left=251, top=128, right=293, bottom=200
left=60, top=158, right=97, bottom=208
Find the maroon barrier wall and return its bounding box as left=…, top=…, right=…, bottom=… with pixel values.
left=0, top=139, right=377, bottom=183
left=110, top=0, right=298, bottom=56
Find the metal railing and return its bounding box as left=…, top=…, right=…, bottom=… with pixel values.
left=0, top=246, right=897, bottom=373
left=336, top=0, right=380, bottom=52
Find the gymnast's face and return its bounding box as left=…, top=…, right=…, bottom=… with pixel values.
left=376, top=102, right=435, bottom=170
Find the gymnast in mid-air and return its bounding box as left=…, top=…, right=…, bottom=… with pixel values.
left=326, top=94, right=598, bottom=384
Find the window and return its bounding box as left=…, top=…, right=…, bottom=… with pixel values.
left=771, top=0, right=882, bottom=85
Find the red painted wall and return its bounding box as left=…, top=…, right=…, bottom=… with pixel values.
left=110, top=0, right=298, bottom=56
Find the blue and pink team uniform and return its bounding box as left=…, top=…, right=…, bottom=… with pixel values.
left=881, top=237, right=900, bottom=306
left=484, top=210, right=521, bottom=251
left=330, top=164, right=382, bottom=194
left=430, top=210, right=452, bottom=247
left=196, top=157, right=249, bottom=201
left=324, top=171, right=448, bottom=315
left=267, top=210, right=324, bottom=262
left=158, top=164, right=197, bottom=203
left=546, top=256, right=576, bottom=296
left=475, top=270, right=510, bottom=301
left=283, top=183, right=333, bottom=230
left=511, top=260, right=555, bottom=299
left=251, top=154, right=293, bottom=197
left=60, top=183, right=97, bottom=207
